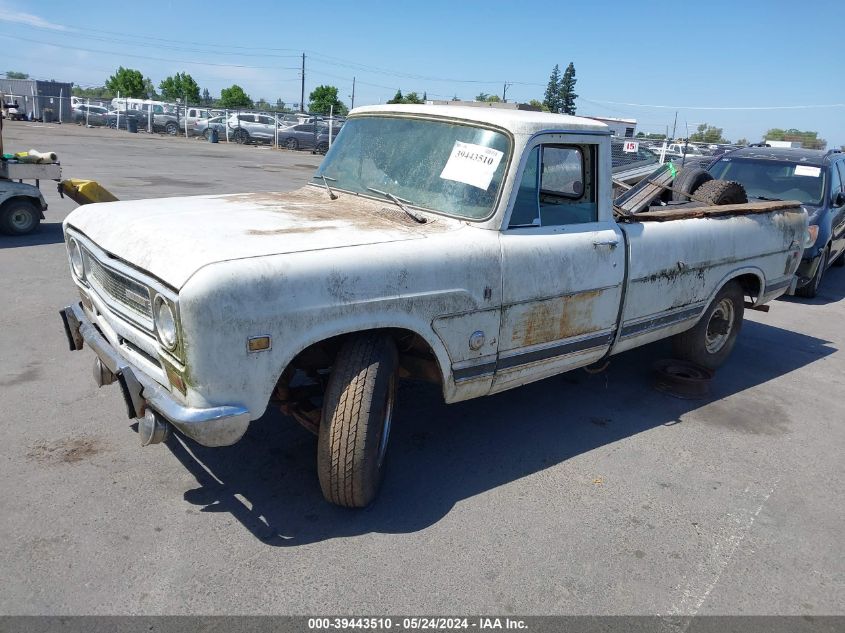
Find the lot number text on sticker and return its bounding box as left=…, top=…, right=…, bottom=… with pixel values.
left=794, top=165, right=821, bottom=178
left=623, top=141, right=639, bottom=153
left=440, top=141, right=504, bottom=190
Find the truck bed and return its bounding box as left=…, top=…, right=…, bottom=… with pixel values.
left=629, top=200, right=801, bottom=222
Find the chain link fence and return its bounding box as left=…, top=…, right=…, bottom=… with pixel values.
left=1, top=93, right=344, bottom=155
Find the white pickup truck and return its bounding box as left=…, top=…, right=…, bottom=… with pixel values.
left=60, top=105, right=808, bottom=507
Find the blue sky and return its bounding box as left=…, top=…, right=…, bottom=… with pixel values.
left=2, top=0, right=843, bottom=146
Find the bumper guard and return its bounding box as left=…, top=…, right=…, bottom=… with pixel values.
left=60, top=303, right=250, bottom=447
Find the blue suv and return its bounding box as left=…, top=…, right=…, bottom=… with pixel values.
left=707, top=147, right=845, bottom=297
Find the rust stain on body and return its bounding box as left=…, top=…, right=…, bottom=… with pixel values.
left=511, top=289, right=601, bottom=347
left=247, top=226, right=335, bottom=236
left=225, top=186, right=456, bottom=233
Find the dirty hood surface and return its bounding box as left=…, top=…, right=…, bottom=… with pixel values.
left=66, top=186, right=450, bottom=288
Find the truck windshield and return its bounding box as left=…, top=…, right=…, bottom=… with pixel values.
left=709, top=157, right=826, bottom=206
left=314, top=116, right=511, bottom=220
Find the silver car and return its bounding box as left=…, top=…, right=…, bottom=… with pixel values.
left=226, top=113, right=285, bottom=144
left=194, top=116, right=228, bottom=140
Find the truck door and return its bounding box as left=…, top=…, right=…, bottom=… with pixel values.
left=493, top=136, right=625, bottom=393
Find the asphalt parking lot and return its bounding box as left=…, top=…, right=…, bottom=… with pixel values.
left=1, top=122, right=843, bottom=616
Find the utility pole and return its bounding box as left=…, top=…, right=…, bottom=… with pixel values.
left=502, top=81, right=512, bottom=103
left=300, top=53, right=306, bottom=113
left=350, top=76, right=356, bottom=110
left=671, top=110, right=678, bottom=141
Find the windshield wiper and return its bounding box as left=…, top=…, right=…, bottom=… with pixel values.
left=312, top=174, right=338, bottom=200
left=753, top=195, right=783, bottom=201
left=366, top=187, right=427, bottom=223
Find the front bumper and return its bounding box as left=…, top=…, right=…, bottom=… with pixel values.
left=60, top=302, right=250, bottom=447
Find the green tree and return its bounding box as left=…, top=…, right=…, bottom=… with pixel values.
left=689, top=123, right=728, bottom=144
left=735, top=137, right=749, bottom=146
left=275, top=98, right=285, bottom=111
left=308, top=85, right=347, bottom=115
left=475, top=92, right=501, bottom=103
left=142, top=77, right=158, bottom=99
left=105, top=67, right=146, bottom=98
left=765, top=128, right=826, bottom=150
left=72, top=85, right=113, bottom=99
left=387, top=90, right=424, bottom=105
left=558, top=62, right=577, bottom=115
left=528, top=98, right=550, bottom=112
left=219, top=84, right=252, bottom=109
left=6, top=71, right=29, bottom=79
left=645, top=133, right=667, bottom=140
left=543, top=64, right=562, bottom=113
left=202, top=88, right=212, bottom=106
left=159, top=72, right=200, bottom=103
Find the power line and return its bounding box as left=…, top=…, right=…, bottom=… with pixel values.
left=0, top=34, right=301, bottom=70
left=590, top=99, right=845, bottom=111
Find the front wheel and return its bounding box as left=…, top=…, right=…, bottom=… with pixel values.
left=165, top=122, right=179, bottom=135
left=0, top=199, right=41, bottom=235
left=671, top=281, right=744, bottom=370
left=317, top=333, right=398, bottom=508
left=284, top=137, right=298, bottom=150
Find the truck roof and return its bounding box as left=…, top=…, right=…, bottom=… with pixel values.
left=350, top=104, right=610, bottom=136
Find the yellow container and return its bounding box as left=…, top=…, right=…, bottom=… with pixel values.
left=59, top=179, right=119, bottom=205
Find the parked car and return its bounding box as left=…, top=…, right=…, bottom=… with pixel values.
left=59, top=105, right=808, bottom=507
left=73, top=104, right=109, bottom=126
left=708, top=147, right=845, bottom=297
left=313, top=126, right=343, bottom=154
left=194, top=115, right=228, bottom=140
left=279, top=122, right=338, bottom=151
left=226, top=112, right=286, bottom=144
left=104, top=107, right=180, bottom=135
left=184, top=107, right=213, bottom=135
left=104, top=109, right=145, bottom=129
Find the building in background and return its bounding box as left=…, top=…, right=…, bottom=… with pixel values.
left=582, top=115, right=637, bottom=137
left=0, top=78, right=74, bottom=122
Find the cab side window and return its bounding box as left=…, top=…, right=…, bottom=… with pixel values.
left=509, top=144, right=598, bottom=228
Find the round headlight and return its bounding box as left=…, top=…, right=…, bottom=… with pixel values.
left=154, top=296, right=178, bottom=350
left=68, top=238, right=84, bottom=279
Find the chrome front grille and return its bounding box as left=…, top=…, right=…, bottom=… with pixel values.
left=85, top=252, right=153, bottom=322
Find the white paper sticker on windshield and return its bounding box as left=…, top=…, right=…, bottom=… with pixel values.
left=794, top=165, right=821, bottom=177
left=439, top=141, right=504, bottom=190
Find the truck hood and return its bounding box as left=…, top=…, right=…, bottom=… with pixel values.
left=65, top=186, right=458, bottom=289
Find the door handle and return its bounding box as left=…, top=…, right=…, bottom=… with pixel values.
left=593, top=239, right=619, bottom=249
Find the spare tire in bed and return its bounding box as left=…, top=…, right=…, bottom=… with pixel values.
left=672, top=167, right=714, bottom=201
left=692, top=179, right=748, bottom=205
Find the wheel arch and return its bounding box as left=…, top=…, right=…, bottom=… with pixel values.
left=264, top=320, right=450, bottom=415
left=699, top=268, right=763, bottom=311
left=0, top=193, right=45, bottom=218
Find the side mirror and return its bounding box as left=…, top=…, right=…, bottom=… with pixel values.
left=834, top=191, right=845, bottom=208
